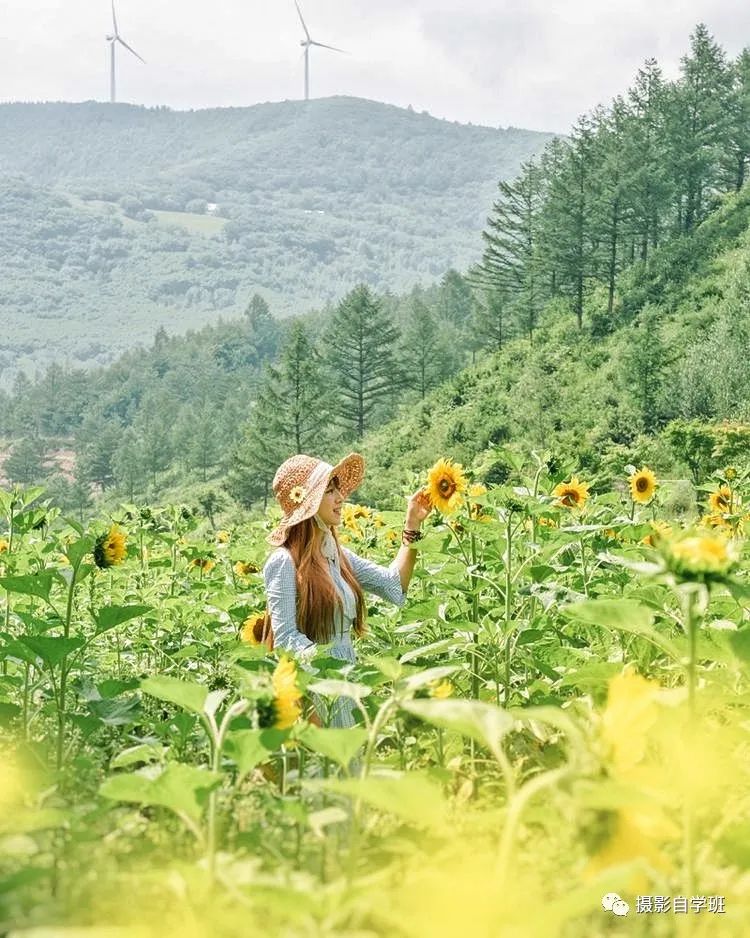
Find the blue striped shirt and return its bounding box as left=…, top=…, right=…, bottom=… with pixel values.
left=262, top=545, right=406, bottom=663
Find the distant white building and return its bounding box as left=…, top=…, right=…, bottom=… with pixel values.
left=206, top=202, right=219, bottom=215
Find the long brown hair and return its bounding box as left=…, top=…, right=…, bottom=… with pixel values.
left=272, top=517, right=366, bottom=643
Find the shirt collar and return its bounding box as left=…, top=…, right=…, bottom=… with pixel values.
left=313, top=513, right=339, bottom=564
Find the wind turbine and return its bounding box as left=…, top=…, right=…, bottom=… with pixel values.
left=294, top=1, right=347, bottom=101
left=105, top=1, right=145, bottom=104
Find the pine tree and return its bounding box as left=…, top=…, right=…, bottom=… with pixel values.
left=435, top=269, right=476, bottom=327
left=225, top=320, right=331, bottom=508
left=186, top=406, right=223, bottom=482
left=620, top=307, right=671, bottom=432
left=591, top=101, right=630, bottom=318
left=725, top=48, right=750, bottom=191
left=4, top=436, right=48, bottom=485
left=474, top=159, right=545, bottom=340
left=623, top=58, right=671, bottom=260
left=324, top=285, right=404, bottom=439
left=537, top=137, right=568, bottom=296
left=130, top=390, right=176, bottom=491
left=473, top=289, right=508, bottom=351
left=113, top=428, right=145, bottom=501
left=669, top=24, right=733, bottom=231
left=74, top=413, right=122, bottom=490
left=400, top=298, right=452, bottom=399
left=539, top=117, right=600, bottom=329
left=245, top=293, right=281, bottom=362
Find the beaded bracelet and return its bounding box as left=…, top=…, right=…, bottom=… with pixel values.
left=402, top=528, right=424, bottom=545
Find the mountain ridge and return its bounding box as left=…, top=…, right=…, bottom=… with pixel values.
left=0, top=96, right=554, bottom=382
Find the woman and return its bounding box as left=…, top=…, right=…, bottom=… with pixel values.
left=262, top=452, right=431, bottom=727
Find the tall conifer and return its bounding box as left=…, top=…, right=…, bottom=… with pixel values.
left=324, top=285, right=403, bottom=439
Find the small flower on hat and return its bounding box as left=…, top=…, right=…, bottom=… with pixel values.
left=289, top=485, right=307, bottom=505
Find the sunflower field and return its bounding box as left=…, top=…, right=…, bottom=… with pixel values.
left=2, top=456, right=750, bottom=937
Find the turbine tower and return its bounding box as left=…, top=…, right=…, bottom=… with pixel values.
left=294, top=1, right=346, bottom=101
left=106, top=1, right=145, bottom=104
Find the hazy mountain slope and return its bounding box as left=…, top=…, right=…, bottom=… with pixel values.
left=0, top=97, right=554, bottom=381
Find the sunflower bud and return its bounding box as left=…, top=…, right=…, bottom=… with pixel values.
left=663, top=531, right=739, bottom=583
left=93, top=526, right=127, bottom=569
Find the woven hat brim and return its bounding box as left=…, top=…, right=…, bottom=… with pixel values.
left=266, top=453, right=366, bottom=546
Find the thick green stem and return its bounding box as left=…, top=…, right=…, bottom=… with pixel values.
left=496, top=768, right=568, bottom=884
left=682, top=586, right=700, bottom=898
left=504, top=516, right=513, bottom=706
left=206, top=699, right=249, bottom=880
left=207, top=735, right=221, bottom=880
left=56, top=571, right=77, bottom=771
left=2, top=502, right=14, bottom=676
left=22, top=663, right=30, bottom=739
left=362, top=699, right=394, bottom=780
left=684, top=588, right=698, bottom=725
left=469, top=532, right=480, bottom=772
left=579, top=536, right=589, bottom=597
left=470, top=533, right=480, bottom=701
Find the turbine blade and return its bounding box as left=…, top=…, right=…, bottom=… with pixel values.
left=310, top=40, right=348, bottom=54
left=294, top=1, right=311, bottom=40
left=117, top=36, right=146, bottom=63
left=111, top=0, right=118, bottom=36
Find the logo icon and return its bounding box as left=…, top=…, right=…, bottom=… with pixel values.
left=602, top=893, right=630, bottom=917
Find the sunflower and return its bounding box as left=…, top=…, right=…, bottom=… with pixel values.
left=341, top=505, right=364, bottom=536
left=288, top=485, right=306, bottom=505
left=641, top=519, right=671, bottom=547
left=216, top=530, right=230, bottom=544
left=425, top=458, right=468, bottom=514
left=700, top=513, right=730, bottom=531
left=234, top=560, right=259, bottom=577
left=724, top=466, right=737, bottom=481
left=552, top=477, right=590, bottom=510
left=665, top=532, right=737, bottom=581
left=384, top=529, right=399, bottom=547
left=601, top=667, right=659, bottom=773
left=629, top=468, right=657, bottom=505
left=240, top=613, right=266, bottom=645
left=584, top=667, right=679, bottom=882
left=708, top=485, right=732, bottom=514
left=270, top=657, right=303, bottom=729
left=429, top=679, right=454, bottom=699
left=537, top=516, right=557, bottom=529
left=190, top=556, right=215, bottom=573
left=93, top=526, right=127, bottom=569
left=585, top=807, right=678, bottom=880
left=0, top=538, right=8, bottom=554
left=467, top=483, right=492, bottom=521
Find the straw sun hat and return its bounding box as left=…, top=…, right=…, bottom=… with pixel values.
left=266, top=453, right=366, bottom=546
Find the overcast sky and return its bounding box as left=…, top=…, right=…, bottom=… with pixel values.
left=2, top=1, right=748, bottom=133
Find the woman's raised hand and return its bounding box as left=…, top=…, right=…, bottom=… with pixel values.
left=405, top=489, right=433, bottom=529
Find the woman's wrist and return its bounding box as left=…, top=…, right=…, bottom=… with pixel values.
left=402, top=517, right=424, bottom=547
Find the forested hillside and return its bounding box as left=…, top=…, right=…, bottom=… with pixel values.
left=352, top=26, right=750, bottom=503
left=0, top=97, right=553, bottom=381
left=0, top=271, right=478, bottom=514
left=1, top=25, right=749, bottom=523
left=358, top=186, right=750, bottom=505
